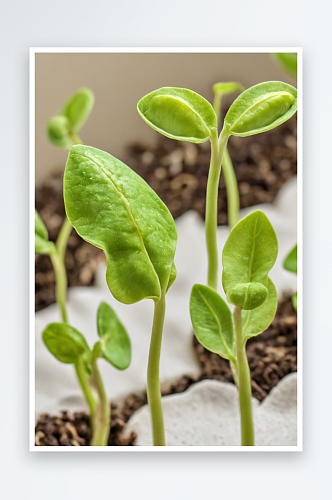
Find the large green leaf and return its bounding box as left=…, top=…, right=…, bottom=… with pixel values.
left=190, top=284, right=235, bottom=361
left=35, top=209, right=56, bottom=254
left=284, top=244, right=297, bottom=274
left=61, top=87, right=94, bottom=133
left=273, top=53, right=297, bottom=78
left=224, top=81, right=297, bottom=137
left=222, top=211, right=278, bottom=310
left=137, top=87, right=217, bottom=143
left=42, top=323, right=91, bottom=369
left=97, top=302, right=131, bottom=370
left=64, top=145, right=177, bottom=304
left=242, top=278, right=278, bottom=341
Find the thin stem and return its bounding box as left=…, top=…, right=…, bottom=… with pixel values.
left=221, top=147, right=240, bottom=229
left=68, top=131, right=83, bottom=144
left=56, top=217, right=72, bottom=263
left=147, top=292, right=166, bottom=446
left=75, top=358, right=97, bottom=419
left=233, top=306, right=254, bottom=446
left=205, top=128, right=229, bottom=289
left=50, top=251, right=68, bottom=323
left=90, top=346, right=110, bottom=446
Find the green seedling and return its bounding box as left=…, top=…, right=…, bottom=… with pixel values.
left=138, top=83, right=297, bottom=292
left=190, top=210, right=278, bottom=446
left=273, top=53, right=297, bottom=79
left=42, top=301, right=131, bottom=446
left=35, top=209, right=68, bottom=322
left=40, top=88, right=95, bottom=321
left=284, top=244, right=297, bottom=309
left=63, top=145, right=177, bottom=446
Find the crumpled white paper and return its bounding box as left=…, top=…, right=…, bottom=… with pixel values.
left=35, top=177, right=297, bottom=416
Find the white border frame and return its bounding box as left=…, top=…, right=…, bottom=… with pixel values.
left=30, top=47, right=302, bottom=452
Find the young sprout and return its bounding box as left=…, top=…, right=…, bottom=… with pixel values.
left=273, top=53, right=297, bottom=79
left=138, top=83, right=297, bottom=291
left=42, top=301, right=131, bottom=446
left=39, top=88, right=95, bottom=321
left=190, top=210, right=278, bottom=445
left=63, top=145, right=177, bottom=446
left=283, top=244, right=297, bottom=309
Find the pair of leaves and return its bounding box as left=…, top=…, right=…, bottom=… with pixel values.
left=137, top=82, right=297, bottom=144
left=47, top=88, right=94, bottom=148
left=35, top=210, right=56, bottom=254
left=190, top=211, right=278, bottom=358
left=64, top=145, right=177, bottom=304
left=42, top=302, right=131, bottom=371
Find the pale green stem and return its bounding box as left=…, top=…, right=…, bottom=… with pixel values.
left=233, top=306, right=254, bottom=446
left=75, top=357, right=97, bottom=421
left=205, top=128, right=229, bottom=289
left=56, top=217, right=72, bottom=263
left=221, top=148, right=240, bottom=229
left=147, top=292, right=166, bottom=446
left=68, top=131, right=83, bottom=144
left=90, top=346, right=110, bottom=446
left=50, top=251, right=68, bottom=323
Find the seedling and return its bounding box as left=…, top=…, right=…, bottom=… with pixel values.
left=63, top=145, right=177, bottom=446
left=42, top=301, right=131, bottom=446
left=138, top=82, right=297, bottom=290
left=38, top=88, right=95, bottom=321
left=284, top=244, right=297, bottom=309
left=190, top=210, right=278, bottom=445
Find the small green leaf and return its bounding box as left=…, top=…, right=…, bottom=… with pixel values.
left=292, top=292, right=297, bottom=310
left=47, top=116, right=74, bottom=149
left=61, top=87, right=94, bottom=133
left=273, top=53, right=297, bottom=78
left=224, top=81, right=297, bottom=137
left=137, top=87, right=217, bottom=143
left=190, top=284, right=235, bottom=361
left=167, top=262, right=177, bottom=292
left=226, top=282, right=268, bottom=310
left=42, top=323, right=91, bottom=369
left=64, top=145, right=177, bottom=304
left=97, top=302, right=131, bottom=370
left=284, top=244, right=297, bottom=274
left=35, top=210, right=56, bottom=254
left=213, top=82, right=245, bottom=96
left=242, top=278, right=278, bottom=341
left=222, top=210, right=278, bottom=309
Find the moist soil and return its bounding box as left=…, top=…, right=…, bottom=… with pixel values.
left=35, top=117, right=297, bottom=446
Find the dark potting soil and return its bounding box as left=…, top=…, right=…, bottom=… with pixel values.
left=35, top=116, right=297, bottom=446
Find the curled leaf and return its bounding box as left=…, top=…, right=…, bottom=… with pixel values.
left=242, top=278, right=278, bottom=341
left=97, top=302, right=131, bottom=370
left=138, top=87, right=217, bottom=143
left=64, top=145, right=177, bottom=304
left=226, top=282, right=268, bottom=310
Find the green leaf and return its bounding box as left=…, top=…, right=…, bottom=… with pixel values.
left=137, top=87, right=217, bottom=143
left=273, top=53, right=297, bottom=78
left=242, top=278, right=278, bottom=341
left=47, top=116, right=74, bottom=149
left=226, top=282, right=268, bottom=311
left=97, top=302, right=131, bottom=370
left=35, top=209, right=56, bottom=254
left=224, top=81, right=297, bottom=137
left=61, top=87, right=94, bottom=133
left=42, top=323, right=91, bottom=369
left=64, top=145, right=177, bottom=304
left=213, top=82, right=245, bottom=96
left=284, top=244, right=297, bottom=274
left=292, top=292, right=297, bottom=310
left=222, top=210, right=278, bottom=310
left=167, top=262, right=177, bottom=292
left=190, top=284, right=235, bottom=361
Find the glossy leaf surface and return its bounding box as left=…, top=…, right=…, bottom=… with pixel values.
left=284, top=244, right=297, bottom=274
left=224, top=81, right=297, bottom=137
left=138, top=87, right=217, bottom=143
left=35, top=210, right=56, bottom=254
left=64, top=145, right=177, bottom=304
left=190, top=284, right=235, bottom=360
left=61, top=87, right=94, bottom=133
left=213, top=82, right=245, bottom=96
left=97, top=302, right=131, bottom=370
left=242, top=278, right=278, bottom=341
left=274, top=53, right=297, bottom=78
left=42, top=323, right=91, bottom=368
left=222, top=210, right=278, bottom=309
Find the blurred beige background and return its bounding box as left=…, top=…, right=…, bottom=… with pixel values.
left=35, top=52, right=294, bottom=186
